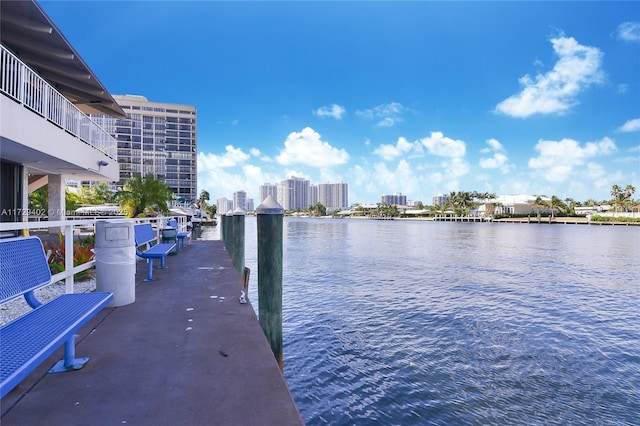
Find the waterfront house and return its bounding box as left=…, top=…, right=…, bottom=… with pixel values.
left=0, top=0, right=124, bottom=233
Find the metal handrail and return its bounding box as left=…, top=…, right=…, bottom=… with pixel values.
left=0, top=43, right=117, bottom=160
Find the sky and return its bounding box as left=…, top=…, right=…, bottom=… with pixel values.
left=41, top=1, right=640, bottom=205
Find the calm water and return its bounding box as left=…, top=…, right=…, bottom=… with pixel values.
left=204, top=218, right=640, bottom=425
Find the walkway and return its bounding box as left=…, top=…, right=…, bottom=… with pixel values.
left=1, top=239, right=304, bottom=425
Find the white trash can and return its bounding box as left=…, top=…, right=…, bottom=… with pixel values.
left=95, top=220, right=136, bottom=307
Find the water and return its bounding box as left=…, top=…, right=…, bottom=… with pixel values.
left=202, top=219, right=640, bottom=425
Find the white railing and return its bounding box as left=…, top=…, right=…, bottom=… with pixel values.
left=0, top=216, right=189, bottom=294
left=0, top=43, right=117, bottom=160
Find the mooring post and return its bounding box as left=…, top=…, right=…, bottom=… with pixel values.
left=223, top=209, right=234, bottom=252
left=256, top=195, right=284, bottom=371
left=221, top=211, right=228, bottom=245
left=232, top=207, right=245, bottom=278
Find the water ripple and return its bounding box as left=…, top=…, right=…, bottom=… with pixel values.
left=238, top=219, right=640, bottom=425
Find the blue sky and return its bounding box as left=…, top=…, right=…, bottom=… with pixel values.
left=41, top=1, right=639, bottom=205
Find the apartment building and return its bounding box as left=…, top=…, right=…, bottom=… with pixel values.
left=259, top=183, right=279, bottom=204
left=318, top=182, right=349, bottom=211
left=217, top=197, right=233, bottom=215
left=381, top=193, right=407, bottom=206
left=256, top=179, right=348, bottom=212
left=278, top=176, right=310, bottom=211
left=233, top=190, right=247, bottom=211
left=432, top=194, right=450, bottom=208
left=91, top=95, right=197, bottom=202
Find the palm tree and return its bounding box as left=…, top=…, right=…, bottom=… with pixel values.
left=118, top=174, right=173, bottom=218
left=198, top=190, right=210, bottom=209
left=550, top=195, right=567, bottom=219
left=624, top=184, right=636, bottom=211
left=565, top=198, right=579, bottom=215
left=532, top=196, right=547, bottom=223
left=611, top=185, right=623, bottom=215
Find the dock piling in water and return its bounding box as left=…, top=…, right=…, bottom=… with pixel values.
left=256, top=195, right=285, bottom=371
left=222, top=209, right=233, bottom=252
left=231, top=207, right=245, bottom=278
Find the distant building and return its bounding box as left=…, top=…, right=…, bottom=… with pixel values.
left=476, top=194, right=552, bottom=215
left=246, top=198, right=254, bottom=212
left=260, top=178, right=349, bottom=212
left=233, top=190, right=247, bottom=210
left=309, top=184, right=318, bottom=208
left=432, top=194, right=449, bottom=208
left=217, top=197, right=233, bottom=215
left=278, top=176, right=309, bottom=211
left=259, top=183, right=278, bottom=204
left=318, top=182, right=349, bottom=211
left=381, top=193, right=407, bottom=206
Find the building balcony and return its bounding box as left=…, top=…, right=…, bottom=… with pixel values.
left=0, top=44, right=119, bottom=181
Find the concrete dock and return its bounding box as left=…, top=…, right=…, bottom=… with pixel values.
left=1, top=239, right=304, bottom=425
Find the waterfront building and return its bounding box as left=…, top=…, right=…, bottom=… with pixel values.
left=91, top=95, right=198, bottom=203
left=246, top=198, right=255, bottom=212
left=318, top=182, right=349, bottom=211
left=475, top=194, right=552, bottom=216
left=217, top=197, right=233, bottom=215
left=0, top=0, right=123, bottom=228
left=432, top=194, right=450, bottom=208
left=278, top=176, right=310, bottom=211
left=259, top=183, right=278, bottom=204
left=261, top=179, right=349, bottom=212
left=381, top=193, right=407, bottom=206
left=233, top=190, right=247, bottom=211
left=309, top=184, right=318, bottom=208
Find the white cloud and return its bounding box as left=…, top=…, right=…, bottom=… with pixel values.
left=479, top=153, right=509, bottom=169
left=198, top=145, right=250, bottom=170
left=420, top=131, right=466, bottom=158
left=249, top=148, right=261, bottom=156
left=356, top=102, right=406, bottom=127
left=197, top=160, right=273, bottom=204
left=313, top=104, right=346, bottom=120
left=373, top=137, right=421, bottom=161
left=496, top=35, right=604, bottom=117
left=479, top=138, right=512, bottom=173
left=444, top=157, right=470, bottom=178
left=528, top=137, right=617, bottom=182
left=618, top=118, right=640, bottom=132
left=615, top=21, right=640, bottom=42
left=276, top=127, right=349, bottom=167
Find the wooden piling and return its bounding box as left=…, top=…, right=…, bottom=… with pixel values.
left=231, top=207, right=245, bottom=278
left=256, top=195, right=284, bottom=371
left=223, top=209, right=233, bottom=252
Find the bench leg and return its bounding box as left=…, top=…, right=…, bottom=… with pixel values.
left=160, top=256, right=168, bottom=269
left=145, top=259, right=155, bottom=281
left=49, top=337, right=90, bottom=373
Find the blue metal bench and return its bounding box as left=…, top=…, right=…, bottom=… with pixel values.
left=134, top=223, right=175, bottom=281
left=0, top=236, right=113, bottom=399
left=167, top=219, right=190, bottom=251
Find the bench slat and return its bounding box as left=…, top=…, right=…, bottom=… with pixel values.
left=0, top=292, right=113, bottom=398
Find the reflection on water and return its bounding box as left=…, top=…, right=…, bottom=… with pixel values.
left=217, top=218, right=640, bottom=425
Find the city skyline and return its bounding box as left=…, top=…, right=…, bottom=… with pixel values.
left=40, top=2, right=640, bottom=204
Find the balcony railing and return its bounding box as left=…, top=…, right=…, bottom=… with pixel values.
left=0, top=43, right=117, bottom=160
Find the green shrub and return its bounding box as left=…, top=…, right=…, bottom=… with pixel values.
left=590, top=215, right=640, bottom=223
